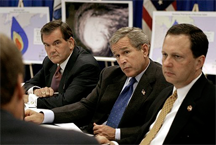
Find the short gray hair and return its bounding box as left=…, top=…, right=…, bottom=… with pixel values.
left=109, top=27, right=150, bottom=50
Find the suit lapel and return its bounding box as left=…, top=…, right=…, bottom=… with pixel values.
left=48, top=64, right=57, bottom=86
left=104, top=74, right=127, bottom=110
left=125, top=60, right=157, bottom=110
left=135, top=86, right=173, bottom=143
left=58, top=47, right=79, bottom=92
left=164, top=74, right=207, bottom=144
left=120, top=60, right=159, bottom=122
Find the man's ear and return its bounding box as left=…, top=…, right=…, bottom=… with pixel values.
left=141, top=44, right=149, bottom=57
left=68, top=37, right=75, bottom=50
left=195, top=55, right=205, bottom=70
left=17, top=74, right=24, bottom=100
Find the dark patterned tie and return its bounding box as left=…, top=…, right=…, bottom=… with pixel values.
left=106, top=77, right=136, bottom=128
left=51, top=65, right=62, bottom=92
left=140, top=90, right=177, bottom=145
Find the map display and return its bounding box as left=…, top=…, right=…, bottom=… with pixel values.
left=62, top=0, right=133, bottom=60
left=150, top=11, right=216, bottom=75
left=0, top=7, right=49, bottom=64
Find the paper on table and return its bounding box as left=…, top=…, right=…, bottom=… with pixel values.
left=41, top=123, right=82, bottom=132
left=55, top=123, right=82, bottom=132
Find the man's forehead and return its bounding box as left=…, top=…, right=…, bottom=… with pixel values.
left=112, top=46, right=129, bottom=53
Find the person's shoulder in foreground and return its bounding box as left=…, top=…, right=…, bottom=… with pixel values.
left=0, top=33, right=99, bottom=145
left=1, top=109, right=98, bottom=144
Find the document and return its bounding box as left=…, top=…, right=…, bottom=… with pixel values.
left=41, top=123, right=82, bottom=132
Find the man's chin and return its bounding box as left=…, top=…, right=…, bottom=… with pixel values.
left=50, top=59, right=60, bottom=64
left=124, top=72, right=135, bottom=77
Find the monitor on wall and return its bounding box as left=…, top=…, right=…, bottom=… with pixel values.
left=62, top=0, right=133, bottom=60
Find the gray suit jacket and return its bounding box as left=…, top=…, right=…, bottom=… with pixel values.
left=52, top=60, right=171, bottom=139
left=23, top=46, right=100, bottom=109
left=0, top=109, right=99, bottom=144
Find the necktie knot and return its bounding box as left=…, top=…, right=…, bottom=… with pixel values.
left=170, top=90, right=177, bottom=99
left=54, top=66, right=61, bottom=78
left=129, top=77, right=136, bottom=86
left=56, top=65, right=61, bottom=72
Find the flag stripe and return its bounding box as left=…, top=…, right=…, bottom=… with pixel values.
left=142, top=0, right=176, bottom=39
left=143, top=0, right=156, bottom=18
left=142, top=6, right=152, bottom=30
left=142, top=20, right=152, bottom=41
left=166, top=1, right=177, bottom=11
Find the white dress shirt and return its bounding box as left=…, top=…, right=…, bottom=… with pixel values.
left=148, top=73, right=202, bottom=145
left=111, top=73, right=202, bottom=145
left=42, top=60, right=151, bottom=139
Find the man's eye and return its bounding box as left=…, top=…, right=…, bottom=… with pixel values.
left=162, top=53, right=167, bottom=57
left=44, top=44, right=49, bottom=47
left=174, top=55, right=181, bottom=58
left=54, top=41, right=60, bottom=46
left=114, top=55, right=120, bottom=58
left=124, top=51, right=129, bottom=54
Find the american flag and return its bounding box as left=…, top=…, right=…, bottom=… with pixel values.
left=53, top=0, right=61, bottom=20
left=142, top=0, right=177, bottom=40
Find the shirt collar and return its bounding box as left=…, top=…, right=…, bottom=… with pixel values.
left=174, top=72, right=202, bottom=100
left=58, top=51, right=73, bottom=73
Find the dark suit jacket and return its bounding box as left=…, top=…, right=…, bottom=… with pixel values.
left=119, top=73, right=216, bottom=144
left=0, top=109, right=99, bottom=144
left=23, top=46, right=100, bottom=109
left=52, top=60, right=171, bottom=139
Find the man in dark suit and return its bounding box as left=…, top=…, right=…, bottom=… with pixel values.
left=25, top=27, right=171, bottom=141
left=96, top=24, right=216, bottom=145
left=23, top=20, right=100, bottom=109
left=0, top=33, right=99, bottom=144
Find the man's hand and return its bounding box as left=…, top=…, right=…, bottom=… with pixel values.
left=93, top=123, right=116, bottom=140
left=23, top=95, right=29, bottom=103
left=95, top=135, right=114, bottom=145
left=24, top=109, right=44, bottom=124
left=33, top=87, right=54, bottom=97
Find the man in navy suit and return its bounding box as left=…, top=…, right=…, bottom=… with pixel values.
left=23, top=20, right=100, bottom=109
left=0, top=33, right=99, bottom=144
left=96, top=24, right=216, bottom=145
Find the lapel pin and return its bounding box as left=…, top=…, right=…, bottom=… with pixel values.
left=187, top=105, right=193, bottom=112
left=141, top=89, right=146, bottom=95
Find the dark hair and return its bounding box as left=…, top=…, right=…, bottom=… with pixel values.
left=165, top=23, right=209, bottom=58
left=0, top=34, right=24, bottom=105
left=40, top=20, right=74, bottom=42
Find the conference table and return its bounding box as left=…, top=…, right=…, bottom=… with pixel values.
left=24, top=104, right=86, bottom=134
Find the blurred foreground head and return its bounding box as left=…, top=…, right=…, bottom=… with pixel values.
left=0, top=33, right=24, bottom=118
